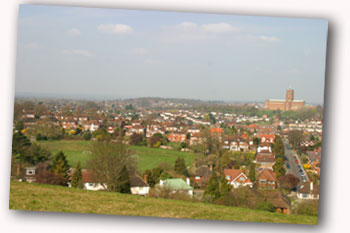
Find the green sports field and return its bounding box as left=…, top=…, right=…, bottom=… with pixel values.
left=37, top=140, right=197, bottom=171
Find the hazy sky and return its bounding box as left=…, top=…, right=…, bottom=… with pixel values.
left=15, top=4, right=328, bottom=104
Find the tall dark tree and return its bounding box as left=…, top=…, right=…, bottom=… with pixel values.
left=51, top=151, right=70, bottom=183
left=204, top=172, right=220, bottom=200
left=12, top=131, right=31, bottom=157
left=28, top=143, right=51, bottom=165
left=115, top=165, right=131, bottom=194
left=248, top=163, right=256, bottom=183
left=174, top=157, right=188, bottom=176
left=273, top=158, right=286, bottom=178
left=71, top=161, right=84, bottom=189
left=220, top=175, right=231, bottom=197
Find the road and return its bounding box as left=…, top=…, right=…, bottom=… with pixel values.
left=282, top=139, right=308, bottom=184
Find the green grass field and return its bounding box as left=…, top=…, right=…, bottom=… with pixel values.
left=37, top=140, right=197, bottom=171
left=9, top=181, right=317, bottom=225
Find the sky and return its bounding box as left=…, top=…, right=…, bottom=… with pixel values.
left=15, top=4, right=328, bottom=104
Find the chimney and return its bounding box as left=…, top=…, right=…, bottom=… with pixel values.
left=143, top=174, right=148, bottom=184
left=186, top=177, right=190, bottom=186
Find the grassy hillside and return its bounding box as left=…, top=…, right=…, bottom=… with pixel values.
left=37, top=140, right=197, bottom=171
left=9, top=181, right=317, bottom=225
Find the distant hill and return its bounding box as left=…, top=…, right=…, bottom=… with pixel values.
left=9, top=181, right=317, bottom=225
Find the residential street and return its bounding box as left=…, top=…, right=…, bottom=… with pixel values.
left=283, top=139, right=308, bottom=183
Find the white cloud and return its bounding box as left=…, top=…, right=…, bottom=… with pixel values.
left=97, top=24, right=134, bottom=35
left=62, top=49, right=92, bottom=57
left=66, top=28, right=81, bottom=37
left=159, top=22, right=239, bottom=44
left=200, top=23, right=239, bottom=33
left=24, top=42, right=40, bottom=49
left=131, top=48, right=148, bottom=55
left=259, top=35, right=280, bottom=43
left=175, top=22, right=198, bottom=31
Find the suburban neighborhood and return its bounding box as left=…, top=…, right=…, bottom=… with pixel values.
left=10, top=89, right=322, bottom=221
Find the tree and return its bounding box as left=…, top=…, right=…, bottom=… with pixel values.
left=86, top=142, right=137, bottom=192
left=71, top=161, right=84, bottom=189
left=15, top=120, right=24, bottom=131
left=27, top=143, right=51, bottom=165
left=253, top=137, right=260, bottom=146
left=220, top=152, right=231, bottom=170
left=115, top=166, right=131, bottom=194
left=12, top=131, right=31, bottom=162
left=273, top=136, right=285, bottom=160
left=220, top=175, right=231, bottom=197
left=129, top=133, right=146, bottom=146
left=174, top=157, right=188, bottom=176
left=51, top=151, right=70, bottom=183
left=83, top=131, right=92, bottom=141
left=204, top=172, right=220, bottom=201
left=279, top=174, right=300, bottom=191
left=288, top=130, right=304, bottom=148
left=273, top=158, right=286, bottom=178
left=149, top=133, right=166, bottom=148
left=248, top=163, right=256, bottom=183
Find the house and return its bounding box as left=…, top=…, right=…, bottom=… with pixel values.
left=210, top=128, right=224, bottom=141
left=130, top=174, right=150, bottom=196
left=21, top=162, right=50, bottom=183
left=263, top=191, right=291, bottom=214
left=297, top=181, right=319, bottom=199
left=224, top=169, right=253, bottom=189
left=159, top=178, right=193, bottom=196
left=83, top=121, right=99, bottom=132
left=193, top=166, right=212, bottom=188
left=257, top=169, right=277, bottom=190
left=24, top=166, right=37, bottom=183
left=255, top=153, right=275, bottom=170
left=81, top=170, right=106, bottom=191
left=168, top=132, right=187, bottom=142
left=189, top=132, right=201, bottom=145
left=61, top=120, right=77, bottom=129
left=257, top=142, right=272, bottom=153
left=259, top=134, right=275, bottom=143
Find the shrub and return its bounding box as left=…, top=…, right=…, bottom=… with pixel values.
left=293, top=200, right=319, bottom=216
left=35, top=170, right=67, bottom=186
left=256, top=200, right=276, bottom=212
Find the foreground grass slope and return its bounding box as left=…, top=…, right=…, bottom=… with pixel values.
left=9, top=181, right=317, bottom=225
left=37, top=140, right=197, bottom=171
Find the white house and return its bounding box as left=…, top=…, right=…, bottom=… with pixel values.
left=224, top=169, right=253, bottom=189
left=130, top=175, right=150, bottom=196
left=297, top=182, right=319, bottom=199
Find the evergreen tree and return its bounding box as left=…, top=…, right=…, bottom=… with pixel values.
left=12, top=131, right=31, bottom=162
left=273, top=157, right=286, bottom=178
left=248, top=162, right=256, bottom=183
left=71, top=161, right=84, bottom=189
left=116, top=166, right=131, bottom=194
left=51, top=151, right=70, bottom=183
left=174, top=157, right=188, bottom=176
left=220, top=175, right=231, bottom=197
left=221, top=152, right=231, bottom=169
left=204, top=172, right=220, bottom=200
